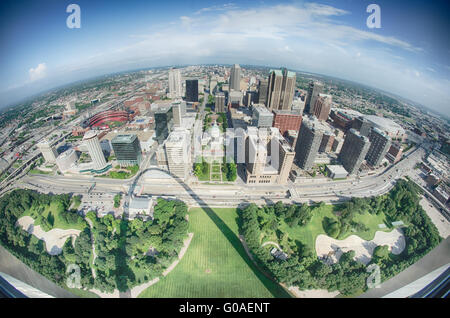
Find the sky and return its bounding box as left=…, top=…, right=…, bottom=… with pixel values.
left=0, top=0, right=449, bottom=115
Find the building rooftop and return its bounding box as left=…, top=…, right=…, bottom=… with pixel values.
left=129, top=196, right=153, bottom=210
left=364, top=115, right=405, bottom=135
left=112, top=134, right=137, bottom=143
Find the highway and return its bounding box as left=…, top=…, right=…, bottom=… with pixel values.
left=11, top=146, right=425, bottom=208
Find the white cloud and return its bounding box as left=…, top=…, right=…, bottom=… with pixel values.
left=29, top=63, right=47, bottom=81
left=6, top=2, right=447, bottom=114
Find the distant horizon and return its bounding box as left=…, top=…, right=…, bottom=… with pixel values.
left=1, top=62, right=448, bottom=121
left=1, top=0, right=449, bottom=116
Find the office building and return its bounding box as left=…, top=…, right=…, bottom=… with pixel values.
left=168, top=68, right=182, bottom=99
left=215, top=92, right=226, bottom=113
left=326, top=165, right=348, bottom=179
left=164, top=129, right=191, bottom=180
left=319, top=131, right=335, bottom=153
left=331, top=137, right=344, bottom=154
left=185, top=79, right=198, bottom=102
left=229, top=64, right=241, bottom=91
left=313, top=94, right=332, bottom=121
left=37, top=139, right=58, bottom=163
left=305, top=81, right=323, bottom=114
left=272, top=110, right=302, bottom=136
left=228, top=90, right=242, bottom=107
left=258, top=78, right=268, bottom=105
left=294, top=117, right=325, bottom=170
left=245, top=127, right=294, bottom=185
left=366, top=127, right=392, bottom=167
left=267, top=69, right=296, bottom=111
left=339, top=129, right=371, bottom=175
left=154, top=106, right=174, bottom=144
left=352, top=116, right=372, bottom=137
left=55, top=148, right=78, bottom=173
left=252, top=106, right=274, bottom=128
left=172, top=102, right=182, bottom=127
left=385, top=143, right=403, bottom=163
left=244, top=91, right=258, bottom=107
left=111, top=134, right=142, bottom=166
left=83, top=131, right=107, bottom=171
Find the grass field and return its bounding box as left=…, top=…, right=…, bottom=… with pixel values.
left=23, top=201, right=87, bottom=231
left=279, top=205, right=390, bottom=256
left=138, top=207, right=291, bottom=298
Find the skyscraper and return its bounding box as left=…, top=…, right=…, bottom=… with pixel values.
left=154, top=106, right=174, bottom=144
left=111, top=134, right=142, bottom=166
left=339, top=129, right=371, bottom=175
left=258, top=78, right=268, bottom=105
left=267, top=69, right=296, bottom=111
left=83, top=131, right=107, bottom=170
left=366, top=127, right=392, bottom=167
left=252, top=106, right=274, bottom=128
left=165, top=129, right=191, bottom=180
left=305, top=81, right=323, bottom=114
left=185, top=79, right=198, bottom=102
left=37, top=139, right=58, bottom=163
left=294, top=117, right=324, bottom=170
left=352, top=116, right=372, bottom=137
left=272, top=110, right=303, bottom=136
left=215, top=92, right=226, bottom=113
left=172, top=102, right=182, bottom=127
left=168, top=68, right=182, bottom=99
left=313, top=94, right=332, bottom=121
left=244, top=127, right=294, bottom=185
left=229, top=64, right=241, bottom=91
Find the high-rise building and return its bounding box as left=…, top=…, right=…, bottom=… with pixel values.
left=83, top=130, right=107, bottom=170
left=331, top=137, right=344, bottom=154
left=172, top=103, right=182, bottom=127
left=339, top=129, right=371, bottom=175
left=245, top=127, right=294, bottom=185
left=366, top=127, right=392, bottom=167
left=294, top=117, right=324, bottom=170
left=37, top=139, right=58, bottom=163
left=258, top=78, right=268, bottom=105
left=228, top=90, right=242, bottom=108
left=385, top=143, right=403, bottom=163
left=168, top=68, right=182, bottom=99
left=244, top=91, right=258, bottom=107
left=319, top=131, right=335, bottom=153
left=305, top=81, right=323, bottom=114
left=313, top=94, right=332, bottom=121
left=111, top=134, right=142, bottom=166
left=154, top=106, right=174, bottom=144
left=272, top=110, right=302, bottom=136
left=164, top=129, right=191, bottom=180
left=229, top=64, right=241, bottom=91
left=251, top=105, right=273, bottom=128
left=185, top=79, right=198, bottom=102
left=267, top=69, right=296, bottom=111
left=215, top=92, right=226, bottom=113
left=352, top=116, right=372, bottom=137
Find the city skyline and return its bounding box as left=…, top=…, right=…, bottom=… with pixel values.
left=0, top=0, right=449, bottom=116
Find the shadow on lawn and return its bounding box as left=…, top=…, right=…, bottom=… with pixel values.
left=129, top=167, right=292, bottom=298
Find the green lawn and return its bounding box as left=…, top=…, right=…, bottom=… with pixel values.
left=279, top=205, right=391, bottom=256
left=138, top=207, right=291, bottom=298
left=197, top=162, right=210, bottom=181
left=211, top=174, right=221, bottom=181
left=23, top=201, right=87, bottom=231
left=211, top=165, right=221, bottom=173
